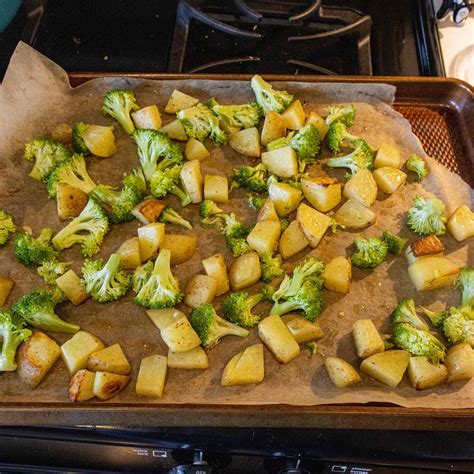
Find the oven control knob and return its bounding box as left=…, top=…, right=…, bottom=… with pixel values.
left=453, top=3, right=471, bottom=24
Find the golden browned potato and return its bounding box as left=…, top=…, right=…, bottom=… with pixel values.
left=221, top=344, right=265, bottom=387
left=185, top=138, right=210, bottom=161
left=132, top=198, right=166, bottom=224
left=56, top=270, right=88, bottom=306
left=229, top=127, right=261, bottom=158
left=407, top=356, right=448, bottom=390
left=374, top=143, right=401, bottom=169
left=229, top=251, right=261, bottom=291
left=160, top=119, right=188, bottom=141
left=82, top=125, right=117, bottom=158
left=324, top=356, right=362, bottom=388
left=204, top=175, right=228, bottom=203
left=180, top=160, right=203, bottom=203
left=87, top=343, right=131, bottom=375
left=278, top=220, right=309, bottom=260
left=132, top=104, right=162, bottom=130
left=167, top=346, right=209, bottom=369
left=93, top=371, right=129, bottom=400
left=261, top=146, right=298, bottom=178
left=301, top=176, right=341, bottom=213
left=117, top=237, right=142, bottom=270
left=68, top=369, right=96, bottom=402
left=408, top=256, right=459, bottom=291
left=147, top=308, right=184, bottom=330
left=281, top=100, right=305, bottom=130
left=323, top=256, right=351, bottom=293
left=373, top=167, right=407, bottom=194
left=261, top=111, right=287, bottom=146
left=258, top=315, right=300, bottom=364
left=138, top=223, right=165, bottom=262
left=160, top=316, right=202, bottom=353
left=447, top=205, right=474, bottom=242
left=352, top=319, right=385, bottom=359
left=343, top=169, right=378, bottom=207
left=160, top=234, right=197, bottom=265
left=268, top=181, right=302, bottom=216
left=164, top=90, right=199, bottom=114
left=334, top=198, right=376, bottom=229
left=281, top=314, right=324, bottom=343
left=257, top=198, right=280, bottom=222
left=202, top=254, right=230, bottom=296
left=296, top=202, right=332, bottom=248
left=17, top=331, right=61, bottom=389
left=305, top=111, right=329, bottom=140
left=405, top=235, right=444, bottom=264
left=360, top=350, right=410, bottom=387
left=184, top=274, right=218, bottom=308
left=0, top=275, right=14, bottom=306
left=246, top=220, right=281, bottom=255
left=136, top=354, right=168, bottom=398
left=61, top=330, right=105, bottom=375
left=51, top=123, right=73, bottom=144
left=445, top=343, right=474, bottom=382
left=56, top=183, right=88, bottom=220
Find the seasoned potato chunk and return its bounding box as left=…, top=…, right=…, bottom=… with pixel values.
left=93, top=371, right=129, bottom=400
left=185, top=138, right=210, bottom=161
left=229, top=127, right=261, bottom=158
left=281, top=314, right=324, bottom=343
left=282, top=100, right=305, bottom=130
left=117, top=237, right=141, bottom=270
left=165, top=90, right=199, bottom=114
left=160, top=316, right=202, bottom=353
left=185, top=274, right=218, bottom=308
left=408, top=256, right=459, bottom=291
left=138, top=223, right=165, bottom=262
left=147, top=308, right=184, bottom=330
left=160, top=119, right=188, bottom=141
left=180, top=160, right=203, bottom=203
left=374, top=143, right=401, bottom=169
left=61, top=330, right=105, bottom=375
left=261, top=146, right=298, bottom=178
left=343, top=169, right=378, bottom=207
left=87, top=343, right=131, bottom=375
left=202, top=253, right=230, bottom=296
left=445, top=343, right=474, bottom=382
left=68, top=369, right=96, bottom=402
left=82, top=125, right=117, bottom=158
left=56, top=183, right=88, bottom=220
left=246, top=220, right=281, bottom=255
left=160, top=234, right=197, bottom=265
left=132, top=198, right=166, bottom=224
left=132, top=104, right=162, bottom=130
left=352, top=319, right=385, bottom=359
left=51, top=123, right=73, bottom=144
left=323, top=256, right=351, bottom=293
left=261, top=111, right=287, bottom=146
left=269, top=181, right=302, bottom=216
left=168, top=346, right=209, bottom=369
left=447, top=205, right=474, bottom=242
left=301, top=177, right=341, bottom=213
left=335, top=198, right=376, bottom=229
left=229, top=251, right=261, bottom=290
left=136, top=354, right=168, bottom=398
left=0, top=275, right=14, bottom=306
left=305, top=111, right=328, bottom=140
left=204, top=175, right=228, bottom=203
left=221, top=344, right=265, bottom=387
left=56, top=270, right=88, bottom=306
left=373, top=167, right=407, bottom=194
left=296, top=202, right=332, bottom=248
left=407, top=356, right=448, bottom=390
left=324, top=356, right=362, bottom=388
left=279, top=220, right=309, bottom=260
left=405, top=235, right=444, bottom=264
left=360, top=350, right=410, bottom=387
left=257, top=198, right=280, bottom=222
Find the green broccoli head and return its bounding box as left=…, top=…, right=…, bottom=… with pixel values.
left=14, top=228, right=58, bottom=268
left=199, top=199, right=224, bottom=220
left=177, top=104, right=227, bottom=145
left=190, top=303, right=249, bottom=350
left=12, top=289, right=80, bottom=334
left=47, top=154, right=97, bottom=198
left=37, top=259, right=71, bottom=285
left=266, top=132, right=295, bottom=152
left=207, top=98, right=262, bottom=129
left=149, top=165, right=181, bottom=197
left=221, top=213, right=252, bottom=257
left=437, top=307, right=474, bottom=346
left=406, top=154, right=429, bottom=181
left=326, top=138, right=374, bottom=176
left=270, top=257, right=325, bottom=321
left=326, top=121, right=360, bottom=154
left=307, top=341, right=318, bottom=356
left=290, top=124, right=321, bottom=172
left=246, top=193, right=266, bottom=212
left=0, top=210, right=16, bottom=246
left=159, top=207, right=192, bottom=230
left=250, top=75, right=294, bottom=115
left=391, top=299, right=429, bottom=331
left=132, top=260, right=154, bottom=293
left=260, top=252, right=285, bottom=283
left=324, top=104, right=356, bottom=127
left=260, top=284, right=276, bottom=302
left=52, top=197, right=109, bottom=257
left=0, top=311, right=32, bottom=372
left=351, top=236, right=388, bottom=269
left=233, top=163, right=268, bottom=193
left=406, top=195, right=447, bottom=236
left=72, top=122, right=91, bottom=155
left=392, top=323, right=446, bottom=363
left=24, top=138, right=71, bottom=181
left=81, top=253, right=131, bottom=303
left=102, top=89, right=139, bottom=135
left=222, top=291, right=263, bottom=329
left=382, top=230, right=408, bottom=255
left=455, top=267, right=474, bottom=309
left=134, top=249, right=182, bottom=309
left=280, top=216, right=290, bottom=232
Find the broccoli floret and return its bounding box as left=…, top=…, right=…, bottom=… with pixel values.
left=382, top=230, right=407, bottom=255
left=233, top=163, right=268, bottom=193
left=326, top=121, right=360, bottom=154
left=149, top=165, right=192, bottom=207
left=351, top=236, right=388, bottom=269
left=260, top=253, right=285, bottom=283
left=134, top=249, right=182, bottom=309
left=207, top=98, right=262, bottom=129
left=289, top=124, right=321, bottom=172
left=270, top=257, right=325, bottom=321
left=455, top=267, right=474, bottom=310
left=177, top=104, right=227, bottom=144
left=406, top=153, right=429, bottom=181
left=221, top=213, right=252, bottom=257
left=0, top=210, right=16, bottom=246
left=12, top=289, right=80, bottom=334
left=422, top=306, right=474, bottom=345
left=72, top=122, right=91, bottom=155
left=280, top=217, right=290, bottom=231
left=52, top=197, right=109, bottom=257
left=261, top=284, right=276, bottom=302
left=159, top=207, right=192, bottom=230
left=406, top=195, right=447, bottom=236
left=391, top=299, right=429, bottom=331
left=326, top=139, right=373, bottom=176
left=324, top=104, right=356, bottom=127
left=250, top=75, right=294, bottom=115
left=24, top=138, right=71, bottom=181
left=307, top=341, right=318, bottom=356
left=47, top=154, right=97, bottom=198
left=222, top=291, right=263, bottom=328
left=102, top=89, right=139, bottom=135
left=246, top=193, right=266, bottom=212
left=190, top=303, right=249, bottom=350
left=199, top=199, right=224, bottom=220
left=392, top=323, right=446, bottom=363
left=266, top=132, right=295, bottom=152
left=132, top=261, right=154, bottom=293
left=0, top=311, right=32, bottom=372
left=81, top=253, right=131, bottom=303
left=14, top=228, right=58, bottom=268
left=37, top=259, right=71, bottom=285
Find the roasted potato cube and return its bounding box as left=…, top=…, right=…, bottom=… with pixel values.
left=305, top=111, right=328, bottom=140
left=165, top=90, right=199, bottom=114
left=229, top=127, right=261, bottom=158
left=258, top=315, right=300, bottom=364
left=408, top=256, right=459, bottom=291
left=281, top=314, right=324, bottom=343
left=445, top=343, right=474, bottom=382
left=374, top=143, right=401, bottom=169
left=352, top=319, right=385, bottom=359
left=138, top=223, right=165, bottom=262
left=257, top=198, right=280, bottom=222
left=261, top=111, right=287, bottom=146
left=132, top=104, right=162, bottom=130
left=116, top=237, right=141, bottom=270
left=405, top=235, right=444, bottom=264
left=93, top=371, right=129, bottom=400
left=246, top=220, right=281, bottom=255
left=167, top=346, right=209, bottom=369
left=407, top=356, right=448, bottom=390
left=160, top=316, right=201, bottom=353
left=301, top=176, right=341, bottom=213
left=269, top=181, right=302, bottom=216
left=87, top=343, right=131, bottom=375
left=343, top=169, right=378, bottom=207
left=296, top=202, right=332, bottom=248
left=261, top=146, right=298, bottom=178
left=282, top=100, right=306, bottom=130
left=61, top=330, right=105, bottom=375
left=56, top=183, right=88, bottom=220
left=185, top=137, right=210, bottom=161
left=136, top=354, right=168, bottom=398
left=324, top=356, right=362, bottom=388
left=132, top=198, right=166, bottom=224
left=17, top=331, right=61, bottom=389
left=221, top=344, right=265, bottom=387
left=56, top=270, right=88, bottom=306
left=68, top=369, right=96, bottom=402
left=202, top=254, right=230, bottom=296
left=229, top=251, right=261, bottom=291
left=180, top=160, right=203, bottom=203
left=323, top=256, right=351, bottom=293
left=159, top=119, right=188, bottom=141
left=373, top=167, right=407, bottom=194
left=147, top=308, right=184, bottom=330
left=0, top=275, right=14, bottom=306
left=447, top=205, right=474, bottom=242
left=334, top=198, right=376, bottom=229
left=160, top=234, right=197, bottom=265
left=360, top=350, right=410, bottom=388
left=278, top=220, right=309, bottom=260
left=82, top=125, right=117, bottom=158
left=184, top=274, right=218, bottom=308
left=51, top=122, right=72, bottom=144
left=204, top=175, right=228, bottom=203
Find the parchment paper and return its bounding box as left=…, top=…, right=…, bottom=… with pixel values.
left=0, top=43, right=472, bottom=409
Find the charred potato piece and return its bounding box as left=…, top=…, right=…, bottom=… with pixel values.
left=68, top=369, right=96, bottom=402
left=93, top=371, right=129, bottom=400
left=405, top=235, right=444, bottom=264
